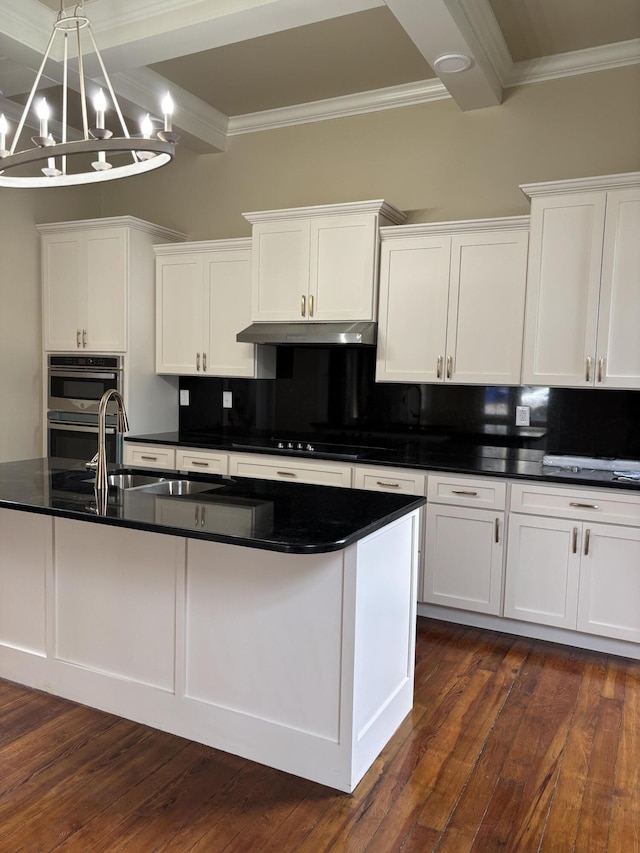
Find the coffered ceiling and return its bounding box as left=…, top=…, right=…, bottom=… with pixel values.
left=1, top=0, right=639, bottom=153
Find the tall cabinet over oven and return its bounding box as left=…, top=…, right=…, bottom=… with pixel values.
left=38, top=216, right=186, bottom=461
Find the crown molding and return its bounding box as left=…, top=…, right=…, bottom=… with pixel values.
left=521, top=172, right=640, bottom=198
left=154, top=238, right=252, bottom=254
left=36, top=216, right=187, bottom=241
left=243, top=199, right=406, bottom=225
left=507, top=38, right=640, bottom=87
left=380, top=216, right=530, bottom=239
left=227, top=79, right=449, bottom=136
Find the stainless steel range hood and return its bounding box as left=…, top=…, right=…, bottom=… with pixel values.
left=236, top=321, right=377, bottom=346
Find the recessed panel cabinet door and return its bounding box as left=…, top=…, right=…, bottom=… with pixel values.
left=522, top=192, right=606, bottom=386
left=596, top=188, right=640, bottom=389
left=251, top=220, right=310, bottom=321
left=577, top=523, right=640, bottom=643
left=205, top=250, right=256, bottom=376
left=376, top=236, right=451, bottom=382
left=447, top=231, right=528, bottom=385
left=156, top=255, right=204, bottom=374
left=423, top=504, right=504, bottom=615
left=504, top=514, right=580, bottom=629
left=86, top=229, right=127, bottom=352
left=309, top=215, right=377, bottom=321
left=42, top=234, right=83, bottom=351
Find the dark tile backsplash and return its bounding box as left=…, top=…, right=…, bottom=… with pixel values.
left=179, top=346, right=640, bottom=459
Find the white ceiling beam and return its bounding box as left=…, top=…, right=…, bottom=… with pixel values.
left=383, top=0, right=504, bottom=110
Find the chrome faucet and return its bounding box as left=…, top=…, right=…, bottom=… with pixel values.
left=86, top=389, right=129, bottom=493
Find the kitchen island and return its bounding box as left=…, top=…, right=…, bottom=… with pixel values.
left=0, top=457, right=423, bottom=792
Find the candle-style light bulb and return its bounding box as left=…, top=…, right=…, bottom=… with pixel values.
left=0, top=114, right=8, bottom=154
left=37, top=98, right=50, bottom=138
left=93, top=88, right=107, bottom=130
left=140, top=113, right=153, bottom=139
left=161, top=92, right=174, bottom=132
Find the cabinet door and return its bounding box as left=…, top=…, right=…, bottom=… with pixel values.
left=85, top=229, right=127, bottom=352
left=156, top=254, right=204, bottom=374
left=522, top=192, right=606, bottom=386
left=252, top=219, right=310, bottom=321
left=205, top=250, right=257, bottom=377
left=376, top=236, right=451, bottom=382
left=424, top=505, right=504, bottom=615
left=596, top=188, right=640, bottom=389
left=309, top=214, right=377, bottom=321
left=447, top=230, right=528, bottom=385
left=42, top=233, right=83, bottom=351
left=577, top=523, right=640, bottom=643
left=504, top=514, right=580, bottom=628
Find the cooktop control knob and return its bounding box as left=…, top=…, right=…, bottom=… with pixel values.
left=297, top=443, right=303, bottom=450
left=306, top=443, right=314, bottom=452
left=277, top=442, right=284, bottom=449
left=287, top=442, right=293, bottom=449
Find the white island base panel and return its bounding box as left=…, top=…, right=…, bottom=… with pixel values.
left=0, top=508, right=419, bottom=793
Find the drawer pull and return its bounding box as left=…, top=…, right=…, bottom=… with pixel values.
left=495, top=518, right=500, bottom=543
left=446, top=355, right=452, bottom=379
left=82, top=329, right=87, bottom=348
left=76, top=328, right=81, bottom=348
left=584, top=528, right=591, bottom=556
left=586, top=356, right=592, bottom=382
left=196, top=352, right=201, bottom=371
left=436, top=356, right=443, bottom=379
left=376, top=481, right=400, bottom=488
left=140, top=455, right=158, bottom=461
left=569, top=502, right=599, bottom=510
left=301, top=295, right=306, bottom=317
left=597, top=356, right=604, bottom=383
left=451, top=489, right=478, bottom=497
left=277, top=471, right=296, bottom=477
left=572, top=527, right=578, bottom=554
left=191, top=460, right=210, bottom=467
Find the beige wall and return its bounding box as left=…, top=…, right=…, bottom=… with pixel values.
left=0, top=187, right=99, bottom=461
left=0, top=65, right=638, bottom=461
left=101, top=65, right=640, bottom=239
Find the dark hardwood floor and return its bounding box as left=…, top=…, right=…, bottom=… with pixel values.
left=1, top=617, right=639, bottom=852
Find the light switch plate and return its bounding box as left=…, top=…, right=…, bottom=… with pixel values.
left=223, top=391, right=233, bottom=409
left=179, top=389, right=189, bottom=406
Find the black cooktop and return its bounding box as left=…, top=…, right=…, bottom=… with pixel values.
left=230, top=437, right=389, bottom=461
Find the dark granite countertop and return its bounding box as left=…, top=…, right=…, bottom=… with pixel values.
left=125, top=432, right=640, bottom=492
left=0, top=457, right=424, bottom=554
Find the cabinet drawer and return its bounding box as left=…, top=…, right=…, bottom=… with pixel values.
left=176, top=448, right=228, bottom=475
left=353, top=465, right=426, bottom=495
left=510, top=483, right=640, bottom=527
left=123, top=444, right=176, bottom=470
left=427, top=475, right=506, bottom=510
left=228, top=453, right=352, bottom=488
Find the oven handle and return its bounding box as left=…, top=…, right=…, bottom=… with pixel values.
left=48, top=369, right=121, bottom=381
left=48, top=422, right=116, bottom=435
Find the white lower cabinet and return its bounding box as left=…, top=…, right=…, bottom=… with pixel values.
left=228, top=453, right=352, bottom=487
left=176, top=448, right=228, bottom=475
left=123, top=443, right=176, bottom=470
left=423, top=475, right=506, bottom=614
left=504, top=483, right=640, bottom=643
left=504, top=514, right=580, bottom=628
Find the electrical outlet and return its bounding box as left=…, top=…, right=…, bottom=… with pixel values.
left=222, top=391, right=233, bottom=409
left=515, top=405, right=530, bottom=427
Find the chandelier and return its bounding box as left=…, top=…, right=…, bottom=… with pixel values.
left=0, top=2, right=178, bottom=188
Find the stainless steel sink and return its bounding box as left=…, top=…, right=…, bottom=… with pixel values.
left=106, top=473, right=221, bottom=495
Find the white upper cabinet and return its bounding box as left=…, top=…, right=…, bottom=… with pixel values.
left=155, top=240, right=275, bottom=378
left=376, top=218, right=529, bottom=385
left=244, top=200, right=405, bottom=323
left=40, top=217, right=184, bottom=353
left=521, top=173, right=640, bottom=388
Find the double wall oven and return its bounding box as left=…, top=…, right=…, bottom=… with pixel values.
left=47, top=355, right=124, bottom=463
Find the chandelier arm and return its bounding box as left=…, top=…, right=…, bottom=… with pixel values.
left=9, top=27, right=58, bottom=154
left=76, top=16, right=90, bottom=140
